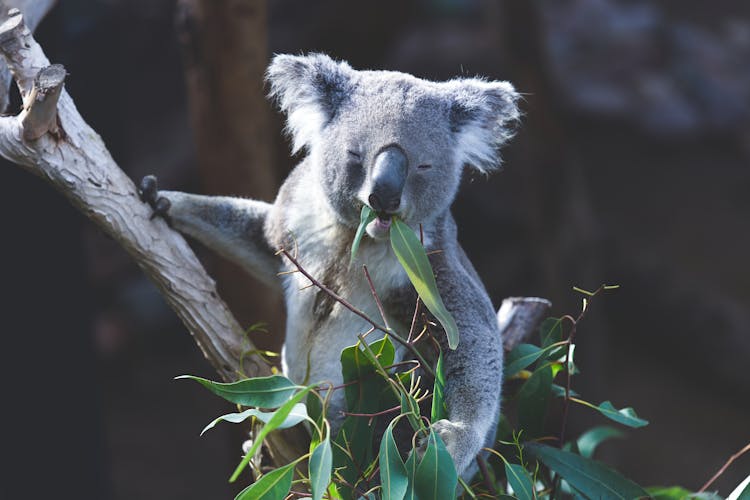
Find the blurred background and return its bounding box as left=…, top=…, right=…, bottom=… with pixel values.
left=1, top=0, right=749, bottom=498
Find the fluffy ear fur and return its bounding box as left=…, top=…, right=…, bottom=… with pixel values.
left=446, top=78, right=521, bottom=174
left=266, top=53, right=354, bottom=154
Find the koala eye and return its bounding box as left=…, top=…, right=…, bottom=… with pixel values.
left=417, top=164, right=433, bottom=171
left=346, top=150, right=364, bottom=172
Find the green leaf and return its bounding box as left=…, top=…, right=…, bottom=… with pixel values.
left=235, top=461, right=295, bottom=500
left=646, top=486, right=723, bottom=500
left=334, top=337, right=397, bottom=498
left=504, top=342, right=567, bottom=378
left=413, top=430, right=458, bottom=499
left=735, top=474, right=750, bottom=500
left=576, top=426, right=624, bottom=458
left=379, top=420, right=409, bottom=500
left=176, top=374, right=297, bottom=408
left=403, top=450, right=419, bottom=500
left=430, top=350, right=447, bottom=423
left=340, top=336, right=395, bottom=409
left=309, top=432, right=333, bottom=500
left=593, top=401, right=649, bottom=428
left=550, top=383, right=579, bottom=399
left=504, top=344, right=541, bottom=378
left=230, top=385, right=314, bottom=482
left=201, top=403, right=307, bottom=435
left=540, top=317, right=564, bottom=347
left=504, top=462, right=534, bottom=500
left=525, top=443, right=649, bottom=500
left=390, top=218, right=459, bottom=349
left=351, top=205, right=376, bottom=262
left=517, top=364, right=553, bottom=438
left=400, top=390, right=423, bottom=432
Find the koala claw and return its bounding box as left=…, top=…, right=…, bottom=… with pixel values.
left=138, top=175, right=171, bottom=223
left=420, top=419, right=481, bottom=476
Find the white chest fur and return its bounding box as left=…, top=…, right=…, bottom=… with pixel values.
left=278, top=187, right=410, bottom=388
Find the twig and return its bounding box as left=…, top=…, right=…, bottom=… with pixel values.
left=558, top=285, right=607, bottom=448
left=407, top=296, right=421, bottom=343
left=363, top=264, right=390, bottom=331
left=278, top=248, right=436, bottom=379
left=698, top=442, right=750, bottom=493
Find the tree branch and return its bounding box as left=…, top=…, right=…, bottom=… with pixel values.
left=0, top=7, right=258, bottom=381
left=0, top=7, right=311, bottom=468
left=498, top=296, right=552, bottom=352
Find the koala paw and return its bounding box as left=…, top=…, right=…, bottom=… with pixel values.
left=419, top=419, right=482, bottom=475
left=138, top=175, right=172, bottom=223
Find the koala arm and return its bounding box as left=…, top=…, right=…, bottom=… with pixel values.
left=140, top=178, right=281, bottom=289
left=428, top=246, right=504, bottom=477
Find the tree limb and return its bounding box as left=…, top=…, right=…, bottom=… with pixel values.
left=498, top=296, right=552, bottom=351
left=0, top=7, right=265, bottom=383
left=0, top=7, right=311, bottom=469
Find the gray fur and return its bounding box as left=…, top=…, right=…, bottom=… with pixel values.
left=146, top=53, right=520, bottom=480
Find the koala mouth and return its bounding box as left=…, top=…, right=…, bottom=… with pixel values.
left=374, top=214, right=392, bottom=230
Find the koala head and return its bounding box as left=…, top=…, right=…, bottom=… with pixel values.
left=267, top=53, right=520, bottom=239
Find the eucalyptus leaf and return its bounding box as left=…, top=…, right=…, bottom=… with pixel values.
left=526, top=443, right=649, bottom=500
left=647, top=486, right=723, bottom=500
left=730, top=473, right=750, bottom=500
left=379, top=419, right=409, bottom=500
left=403, top=450, right=419, bottom=500
left=594, top=401, right=649, bottom=428
left=235, top=461, right=295, bottom=500
left=390, top=218, right=459, bottom=349
left=230, top=385, right=314, bottom=482
left=351, top=205, right=376, bottom=261
left=517, top=364, right=553, bottom=438
left=576, top=425, right=624, bottom=458
left=430, top=350, right=447, bottom=423
left=309, top=433, right=333, bottom=500
left=201, top=403, right=307, bottom=435
left=176, top=374, right=297, bottom=408
left=504, top=344, right=542, bottom=378
left=504, top=462, right=534, bottom=500
left=540, top=317, right=564, bottom=347
left=550, top=383, right=579, bottom=399
left=413, top=430, right=458, bottom=499
left=334, top=337, right=397, bottom=497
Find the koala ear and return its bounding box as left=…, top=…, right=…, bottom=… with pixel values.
left=266, top=53, right=354, bottom=154
left=446, top=78, right=521, bottom=174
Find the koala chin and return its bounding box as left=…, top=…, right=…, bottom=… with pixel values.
left=140, top=53, right=520, bottom=481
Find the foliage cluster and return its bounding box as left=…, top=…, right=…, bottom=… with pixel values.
left=180, top=208, right=749, bottom=499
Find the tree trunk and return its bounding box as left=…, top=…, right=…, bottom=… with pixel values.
left=175, top=0, right=284, bottom=352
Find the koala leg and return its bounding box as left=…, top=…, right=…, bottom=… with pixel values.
left=139, top=175, right=280, bottom=288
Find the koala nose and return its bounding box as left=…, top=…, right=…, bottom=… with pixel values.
left=369, top=145, right=407, bottom=214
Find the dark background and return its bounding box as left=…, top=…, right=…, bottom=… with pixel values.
left=2, top=0, right=749, bottom=498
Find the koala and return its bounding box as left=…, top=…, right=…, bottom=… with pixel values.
left=139, top=53, right=520, bottom=480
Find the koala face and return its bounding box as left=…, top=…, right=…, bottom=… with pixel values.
left=267, top=54, right=520, bottom=238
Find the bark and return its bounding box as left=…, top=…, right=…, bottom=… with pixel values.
left=0, top=0, right=55, bottom=112
left=175, top=0, right=284, bottom=350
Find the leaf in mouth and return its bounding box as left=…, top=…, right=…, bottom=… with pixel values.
left=351, top=204, right=376, bottom=262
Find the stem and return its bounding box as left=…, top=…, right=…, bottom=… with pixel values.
left=698, top=442, right=750, bottom=493
left=362, top=264, right=390, bottom=331
left=558, top=284, right=607, bottom=448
